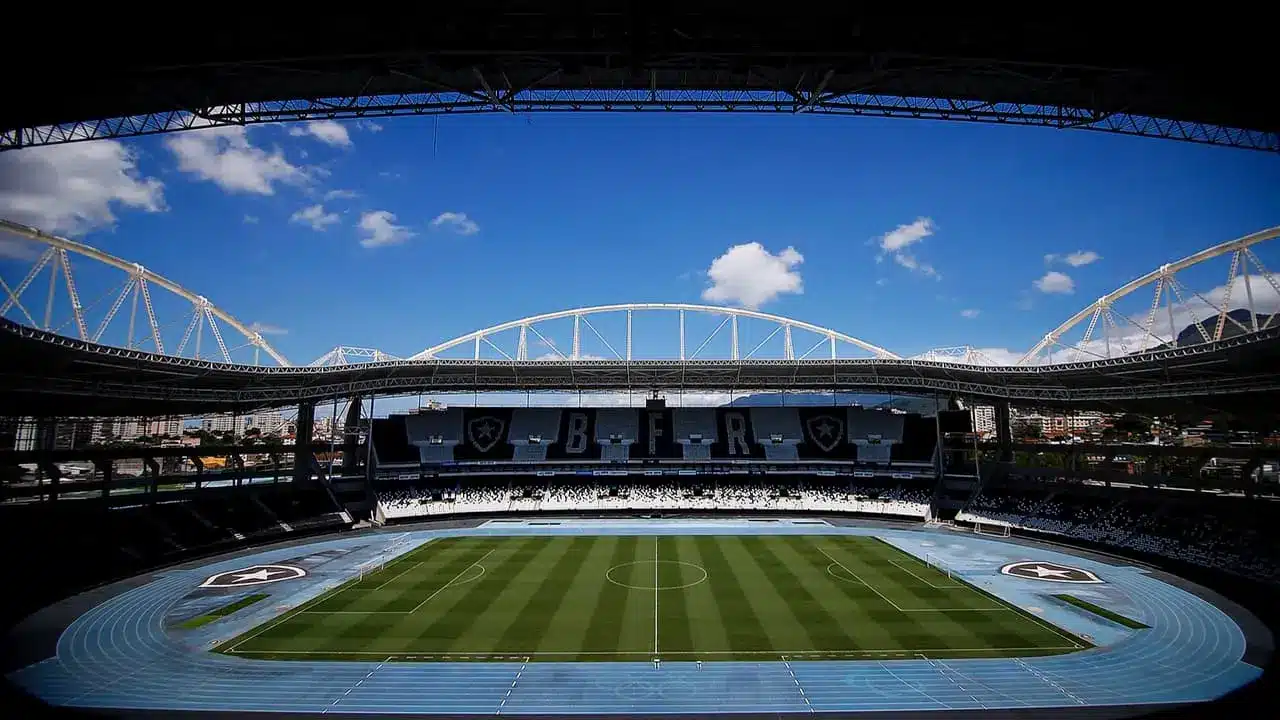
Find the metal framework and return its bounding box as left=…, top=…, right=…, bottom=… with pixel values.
left=1020, top=226, right=1280, bottom=365
left=309, top=346, right=400, bottom=367
left=6, top=91, right=1276, bottom=153
left=0, top=219, right=291, bottom=366
left=911, top=346, right=1001, bottom=365
left=410, top=303, right=900, bottom=362
left=5, top=315, right=1278, bottom=418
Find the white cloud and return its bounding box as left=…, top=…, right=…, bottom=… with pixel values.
left=1034, top=271, right=1075, bottom=294
left=290, top=204, right=340, bottom=231
left=243, top=214, right=259, bottom=224
left=1046, top=250, right=1102, bottom=267
left=892, top=251, right=940, bottom=279
left=288, top=120, right=352, bottom=148
left=165, top=126, right=309, bottom=195
left=960, top=309, right=980, bottom=319
left=878, top=217, right=934, bottom=252
left=875, top=217, right=941, bottom=280
left=358, top=210, right=414, bottom=248
left=701, top=242, right=804, bottom=309
left=0, top=140, right=165, bottom=235
left=356, top=120, right=383, bottom=133
left=430, top=211, right=480, bottom=236
left=323, top=189, right=358, bottom=201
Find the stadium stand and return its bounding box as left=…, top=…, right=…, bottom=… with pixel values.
left=958, top=479, right=1280, bottom=585
left=376, top=476, right=934, bottom=521
left=0, top=484, right=349, bottom=619
left=751, top=408, right=803, bottom=461
left=674, top=409, right=719, bottom=461
left=594, top=409, right=637, bottom=462
left=848, top=407, right=905, bottom=465
left=373, top=408, right=928, bottom=465
left=405, top=410, right=463, bottom=464
left=509, top=409, right=560, bottom=462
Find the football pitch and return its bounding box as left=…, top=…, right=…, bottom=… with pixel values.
left=218, top=535, right=1090, bottom=661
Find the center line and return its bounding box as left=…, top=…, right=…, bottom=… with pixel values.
left=653, top=535, right=659, bottom=655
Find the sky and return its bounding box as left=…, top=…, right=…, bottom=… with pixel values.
left=1, top=112, right=1279, bottom=380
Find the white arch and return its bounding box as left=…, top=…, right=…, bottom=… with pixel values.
left=1020, top=225, right=1280, bottom=365
left=409, top=303, right=901, bottom=361
left=0, top=218, right=291, bottom=366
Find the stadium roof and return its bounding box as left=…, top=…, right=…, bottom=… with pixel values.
left=3, top=318, right=1278, bottom=419
left=3, top=7, right=1275, bottom=151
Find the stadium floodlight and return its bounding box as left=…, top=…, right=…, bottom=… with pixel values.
left=528, top=434, right=543, bottom=444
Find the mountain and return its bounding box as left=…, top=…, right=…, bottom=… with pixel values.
left=723, top=392, right=945, bottom=415
left=1144, top=309, right=1273, bottom=353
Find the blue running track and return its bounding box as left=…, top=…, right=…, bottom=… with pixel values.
left=8, top=519, right=1264, bottom=714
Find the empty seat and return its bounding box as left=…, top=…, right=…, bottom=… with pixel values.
left=509, top=409, right=561, bottom=445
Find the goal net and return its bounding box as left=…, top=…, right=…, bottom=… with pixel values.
left=355, top=536, right=415, bottom=583
left=973, top=520, right=1012, bottom=537
left=921, top=554, right=954, bottom=580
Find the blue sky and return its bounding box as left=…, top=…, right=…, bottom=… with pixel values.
left=1, top=113, right=1278, bottom=371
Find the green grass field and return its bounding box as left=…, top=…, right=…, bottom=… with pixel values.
left=217, top=535, right=1090, bottom=661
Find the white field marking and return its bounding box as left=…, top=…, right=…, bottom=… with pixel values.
left=815, top=544, right=907, bottom=612
left=227, top=646, right=1081, bottom=657
left=887, top=558, right=965, bottom=589
left=410, top=548, right=497, bottom=614
left=604, top=561, right=708, bottom=591
left=653, top=536, right=659, bottom=655
left=824, top=564, right=1020, bottom=613
left=372, top=561, right=424, bottom=591
left=302, top=563, right=489, bottom=615
left=224, top=580, right=347, bottom=652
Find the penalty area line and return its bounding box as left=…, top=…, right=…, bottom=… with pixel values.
left=410, top=548, right=496, bottom=614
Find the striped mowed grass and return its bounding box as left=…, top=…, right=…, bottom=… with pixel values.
left=218, top=534, right=1088, bottom=661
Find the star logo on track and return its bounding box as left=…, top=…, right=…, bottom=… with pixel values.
left=805, top=414, right=844, bottom=453
left=467, top=415, right=506, bottom=452
left=199, top=564, right=307, bottom=588
left=1000, top=561, right=1103, bottom=584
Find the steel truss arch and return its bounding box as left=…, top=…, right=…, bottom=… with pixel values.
left=408, top=303, right=901, bottom=362
left=1020, top=226, right=1280, bottom=366
left=3, top=92, right=1276, bottom=154
left=0, top=219, right=291, bottom=366
left=309, top=346, right=399, bottom=367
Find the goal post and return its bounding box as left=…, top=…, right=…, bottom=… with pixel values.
left=356, top=558, right=387, bottom=583
left=923, top=553, right=953, bottom=580
left=973, top=520, right=1012, bottom=537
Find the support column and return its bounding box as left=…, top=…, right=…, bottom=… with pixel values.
left=293, top=401, right=316, bottom=484
left=341, top=395, right=363, bottom=475
left=994, top=400, right=1013, bottom=462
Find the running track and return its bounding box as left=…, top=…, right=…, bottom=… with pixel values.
left=8, top=520, right=1265, bottom=714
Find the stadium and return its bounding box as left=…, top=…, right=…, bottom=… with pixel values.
left=2, top=7, right=1278, bottom=719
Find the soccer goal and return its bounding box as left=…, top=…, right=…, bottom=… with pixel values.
left=922, top=554, right=954, bottom=580
left=973, top=520, right=1012, bottom=537
left=356, top=558, right=387, bottom=582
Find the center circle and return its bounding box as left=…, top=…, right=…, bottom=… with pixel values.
left=605, top=560, right=708, bottom=591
